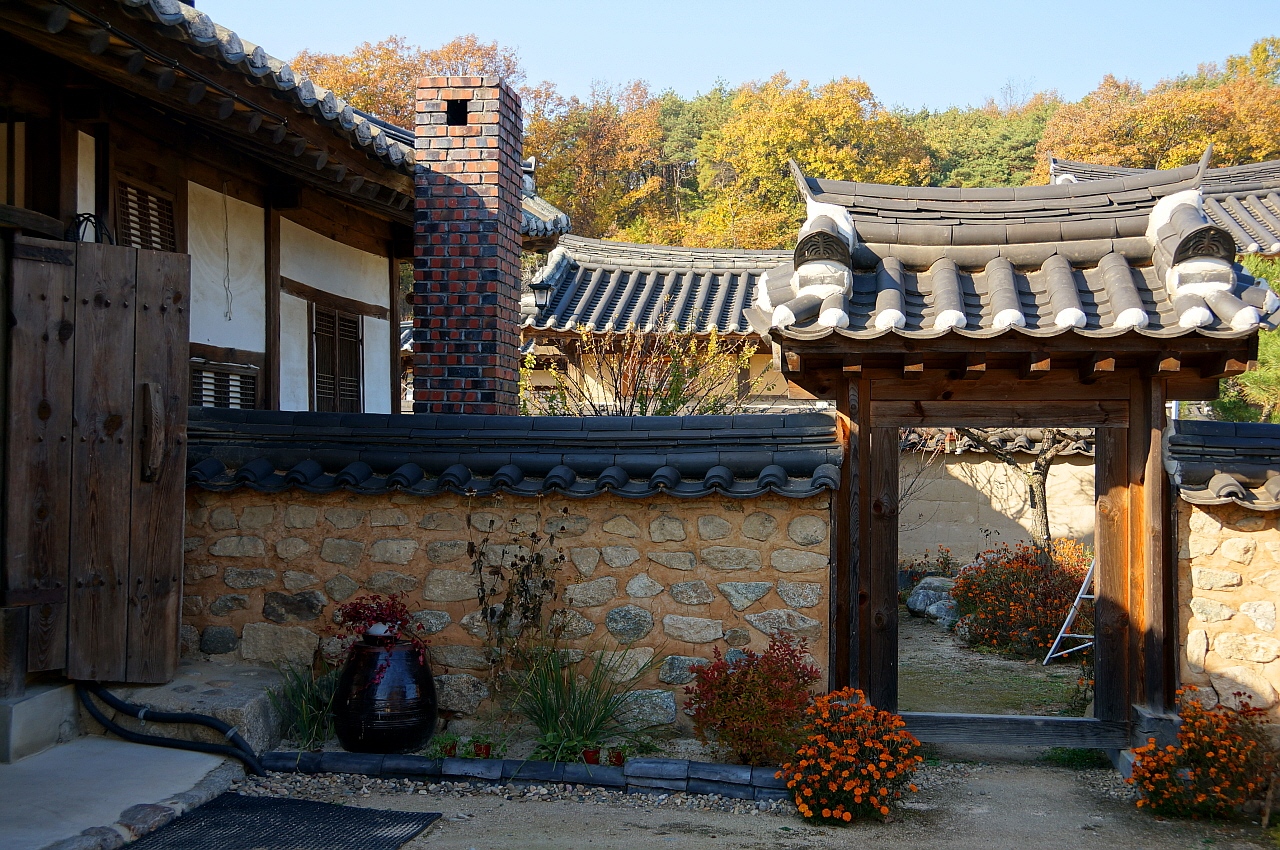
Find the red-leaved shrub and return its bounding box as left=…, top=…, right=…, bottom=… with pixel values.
left=683, top=633, right=821, bottom=766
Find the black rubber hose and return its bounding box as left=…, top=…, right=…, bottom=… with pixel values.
left=83, top=682, right=260, bottom=763
left=76, top=685, right=266, bottom=776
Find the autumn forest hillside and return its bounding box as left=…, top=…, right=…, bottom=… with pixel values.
left=295, top=35, right=1280, bottom=250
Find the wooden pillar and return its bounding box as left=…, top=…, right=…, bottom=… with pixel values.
left=264, top=207, right=280, bottom=409
left=388, top=250, right=402, bottom=413
left=832, top=377, right=870, bottom=692
left=868, top=425, right=899, bottom=711
left=1129, top=378, right=1170, bottom=711
left=1094, top=426, right=1130, bottom=722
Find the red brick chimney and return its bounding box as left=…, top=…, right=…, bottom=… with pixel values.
left=411, top=76, right=523, bottom=414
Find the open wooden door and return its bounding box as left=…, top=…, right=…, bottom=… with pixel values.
left=3, top=234, right=189, bottom=684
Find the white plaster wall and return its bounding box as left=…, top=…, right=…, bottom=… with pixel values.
left=76, top=131, right=94, bottom=216
left=279, top=218, right=388, bottom=307
left=899, top=452, right=1096, bottom=561
left=363, top=316, right=392, bottom=414
left=187, top=181, right=266, bottom=351
left=279, top=292, right=310, bottom=411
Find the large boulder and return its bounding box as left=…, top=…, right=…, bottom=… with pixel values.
left=906, top=576, right=955, bottom=618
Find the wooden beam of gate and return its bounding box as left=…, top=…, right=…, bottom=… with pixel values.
left=901, top=713, right=1130, bottom=748
left=871, top=400, right=1128, bottom=428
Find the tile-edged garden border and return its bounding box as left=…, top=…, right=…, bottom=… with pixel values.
left=260, top=752, right=790, bottom=802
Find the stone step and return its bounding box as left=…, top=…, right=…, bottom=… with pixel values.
left=0, top=683, right=81, bottom=763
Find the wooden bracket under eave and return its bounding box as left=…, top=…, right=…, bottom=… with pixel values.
left=1019, top=352, right=1051, bottom=380
left=1079, top=351, right=1116, bottom=384
left=1143, top=351, right=1182, bottom=378
left=1199, top=354, right=1251, bottom=379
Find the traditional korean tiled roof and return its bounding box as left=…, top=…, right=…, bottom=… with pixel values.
left=521, top=160, right=570, bottom=239
left=746, top=161, right=1280, bottom=342
left=521, top=235, right=792, bottom=335
left=901, top=428, right=1095, bottom=457
left=186, top=408, right=842, bottom=500
left=1050, top=157, right=1280, bottom=255
left=1166, top=419, right=1280, bottom=510
left=22, top=0, right=416, bottom=177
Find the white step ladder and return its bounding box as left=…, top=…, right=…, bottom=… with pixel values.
left=1042, top=557, right=1096, bottom=665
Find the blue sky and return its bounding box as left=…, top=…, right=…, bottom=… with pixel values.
left=200, top=0, right=1275, bottom=109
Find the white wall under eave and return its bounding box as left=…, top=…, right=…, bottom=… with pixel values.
left=280, top=292, right=310, bottom=412
left=187, top=181, right=266, bottom=351
left=279, top=218, right=388, bottom=307
left=363, top=316, right=392, bottom=414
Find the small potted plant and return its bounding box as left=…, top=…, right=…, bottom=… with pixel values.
left=468, top=733, right=494, bottom=759
left=330, top=593, right=437, bottom=754
left=426, top=731, right=459, bottom=758
left=581, top=745, right=601, bottom=765
left=606, top=743, right=633, bottom=767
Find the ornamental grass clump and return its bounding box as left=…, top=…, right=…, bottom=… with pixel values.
left=779, top=688, right=922, bottom=823
left=683, top=633, right=821, bottom=766
left=951, top=539, right=1092, bottom=658
left=1128, top=689, right=1277, bottom=819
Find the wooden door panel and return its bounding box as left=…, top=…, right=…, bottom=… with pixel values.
left=125, top=249, right=189, bottom=683
left=67, top=242, right=137, bottom=682
left=5, top=237, right=75, bottom=614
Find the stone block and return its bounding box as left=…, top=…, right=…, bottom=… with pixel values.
left=548, top=609, right=596, bottom=639
left=776, top=580, right=822, bottom=609
left=1259, top=570, right=1280, bottom=593
left=432, top=645, right=492, bottom=670
left=741, top=512, right=778, bottom=541
left=470, top=511, right=503, bottom=532
left=422, top=569, right=480, bottom=603
left=1210, top=665, right=1277, bottom=709
left=669, top=580, right=714, bottom=605
left=625, top=758, right=689, bottom=779
left=752, top=765, right=788, bottom=789
left=565, top=576, right=616, bottom=608
left=411, top=610, right=452, bottom=635
left=370, top=539, right=418, bottom=565
left=648, top=552, right=695, bottom=571
left=663, top=615, right=723, bottom=643
left=724, top=627, right=750, bottom=646
left=1191, top=567, right=1242, bottom=590
left=619, top=688, right=676, bottom=727
left=650, top=516, right=686, bottom=542
left=1220, top=538, right=1256, bottom=565
left=0, top=683, right=80, bottom=763
left=1234, top=515, right=1267, bottom=532
left=697, top=516, right=731, bottom=540
left=320, top=538, right=364, bottom=567
left=209, top=537, right=265, bottom=558
left=420, top=511, right=465, bottom=531
left=442, top=757, right=502, bottom=781
left=1188, top=536, right=1219, bottom=558
left=435, top=673, right=489, bottom=714
left=223, top=567, right=276, bottom=588
left=276, top=538, right=310, bottom=561
left=602, top=546, right=640, bottom=569
left=325, top=508, right=366, bottom=529
left=426, top=540, right=468, bottom=564
left=282, top=570, right=317, bottom=591
left=209, top=594, right=248, bottom=617
left=240, top=623, right=318, bottom=667
left=325, top=574, right=359, bottom=602
left=721, top=583, right=768, bottom=611
left=595, top=647, right=655, bottom=682
left=626, top=574, right=664, bottom=597
left=1186, top=629, right=1208, bottom=673
left=263, top=590, right=326, bottom=624
left=284, top=505, right=318, bottom=528
left=570, top=547, right=600, bottom=576
left=605, top=605, right=654, bottom=642
left=181, top=596, right=203, bottom=617
left=746, top=609, right=822, bottom=638
left=370, top=509, right=409, bottom=527
left=179, top=625, right=199, bottom=656
left=1189, top=598, right=1234, bottom=623
left=209, top=507, right=238, bottom=531
left=1241, top=601, right=1276, bottom=632
left=603, top=516, right=640, bottom=538
left=1215, top=632, right=1280, bottom=663
left=239, top=506, right=275, bottom=529
left=1188, top=510, right=1222, bottom=536
left=770, top=549, right=826, bottom=573
left=366, top=571, right=418, bottom=594
left=508, top=513, right=538, bottom=534
left=701, top=547, right=762, bottom=571
left=659, top=655, right=707, bottom=685
left=687, top=778, right=753, bottom=799
left=183, top=537, right=204, bottom=553
left=200, top=626, right=238, bottom=655
left=787, top=515, right=828, bottom=545
left=563, top=764, right=625, bottom=787
left=117, top=803, right=175, bottom=838
left=545, top=515, right=589, bottom=537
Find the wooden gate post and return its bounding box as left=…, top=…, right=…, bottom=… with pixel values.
left=1094, top=426, right=1130, bottom=722
left=832, top=376, right=871, bottom=692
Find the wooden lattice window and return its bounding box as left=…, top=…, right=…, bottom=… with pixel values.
left=314, top=306, right=362, bottom=413
left=116, top=181, right=176, bottom=252
left=190, top=361, right=258, bottom=409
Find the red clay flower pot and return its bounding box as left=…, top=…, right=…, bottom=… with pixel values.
left=606, top=750, right=625, bottom=767
left=472, top=743, right=492, bottom=759
left=582, top=748, right=601, bottom=765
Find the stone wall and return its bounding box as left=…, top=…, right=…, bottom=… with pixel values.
left=182, top=488, right=832, bottom=726
left=1178, top=501, right=1280, bottom=723
left=899, top=452, right=1095, bottom=560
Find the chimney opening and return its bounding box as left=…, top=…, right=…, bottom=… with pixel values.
left=446, top=99, right=469, bottom=126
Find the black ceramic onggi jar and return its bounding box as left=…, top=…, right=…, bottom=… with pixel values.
left=333, top=636, right=438, bottom=754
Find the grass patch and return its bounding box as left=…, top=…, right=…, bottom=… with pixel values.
left=1039, top=747, right=1110, bottom=769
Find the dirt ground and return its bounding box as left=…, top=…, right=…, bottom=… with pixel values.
left=897, top=612, right=1085, bottom=715
left=347, top=744, right=1270, bottom=850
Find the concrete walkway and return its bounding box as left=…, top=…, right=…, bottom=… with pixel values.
left=0, top=736, right=235, bottom=850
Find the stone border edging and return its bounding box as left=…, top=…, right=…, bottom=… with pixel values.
left=261, top=752, right=791, bottom=802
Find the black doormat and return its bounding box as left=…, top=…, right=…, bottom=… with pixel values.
left=129, top=794, right=441, bottom=850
